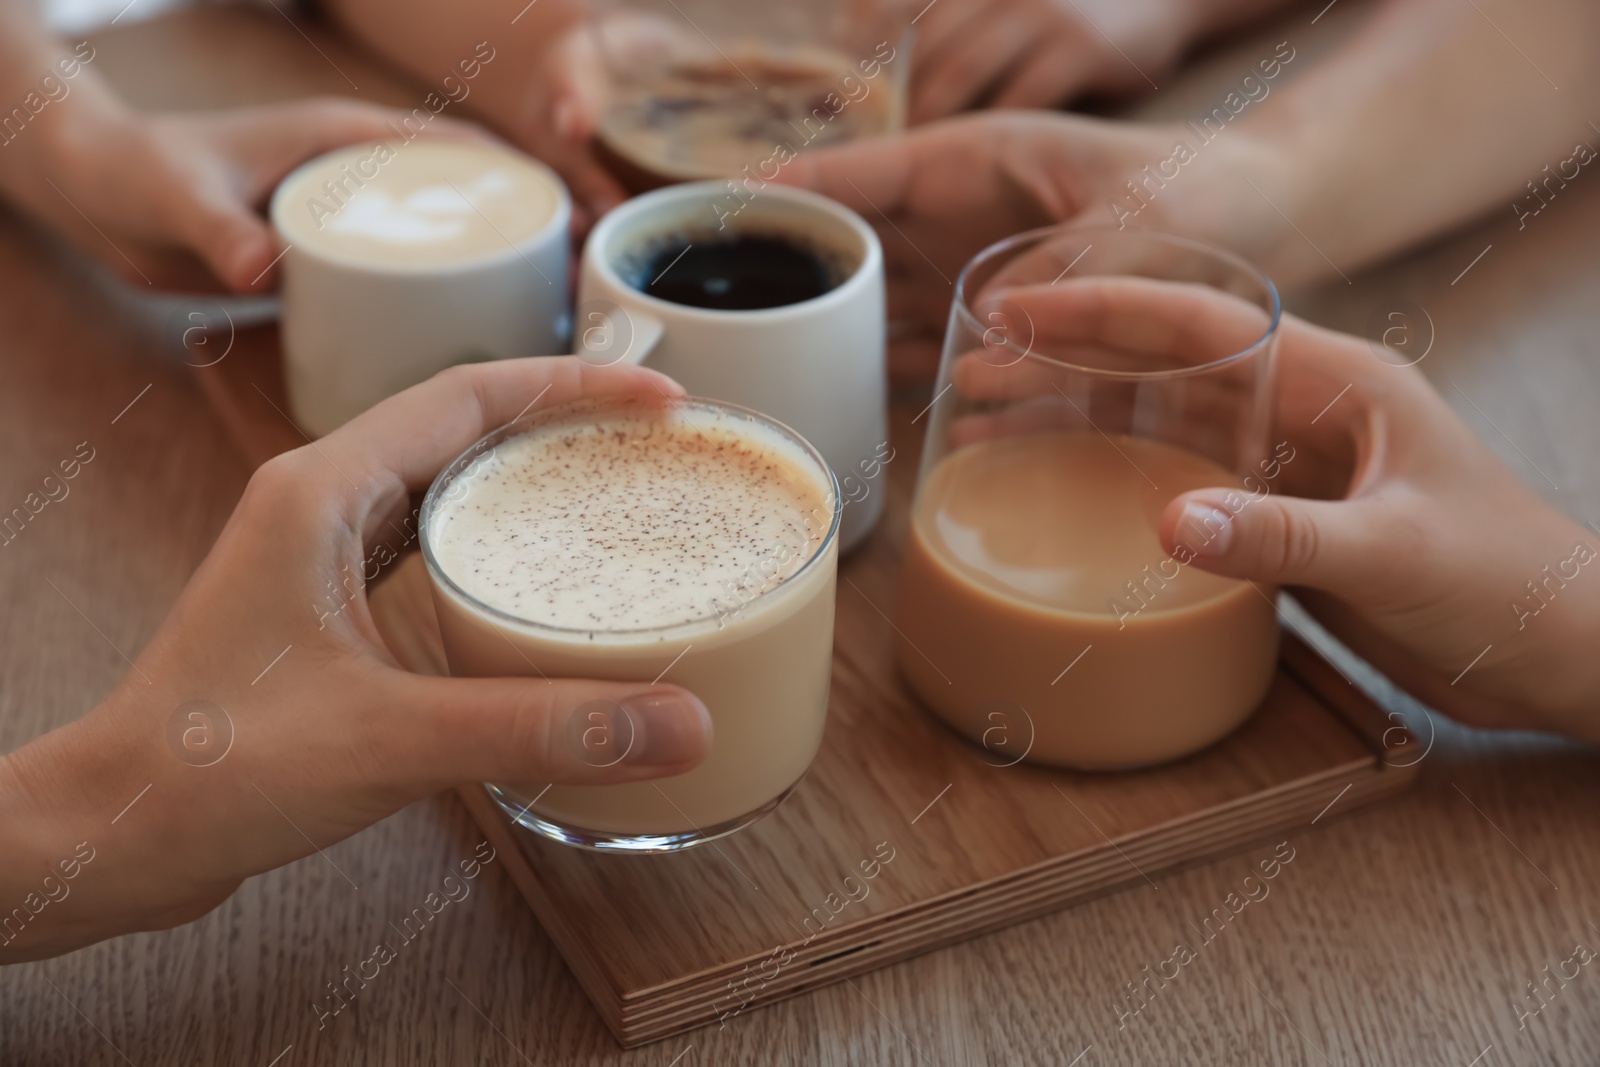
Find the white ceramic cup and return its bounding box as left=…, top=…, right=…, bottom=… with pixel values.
left=271, top=141, right=572, bottom=438
left=575, top=181, right=888, bottom=551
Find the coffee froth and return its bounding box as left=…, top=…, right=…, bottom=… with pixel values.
left=275, top=141, right=565, bottom=270
left=428, top=401, right=832, bottom=636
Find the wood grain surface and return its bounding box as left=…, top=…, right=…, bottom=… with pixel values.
left=2, top=6, right=1599, bottom=1067
left=363, top=412, right=1414, bottom=1045
left=177, top=191, right=1420, bottom=1049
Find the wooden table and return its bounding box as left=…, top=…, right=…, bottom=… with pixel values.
left=3, top=7, right=1598, bottom=1065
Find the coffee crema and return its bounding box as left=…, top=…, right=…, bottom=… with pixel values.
left=274, top=141, right=564, bottom=269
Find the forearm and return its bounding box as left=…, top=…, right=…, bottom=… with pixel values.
left=0, top=1, right=71, bottom=96
left=1232, top=0, right=1600, bottom=283
left=0, top=720, right=119, bottom=961
left=0, top=682, right=244, bottom=963
left=0, top=0, right=128, bottom=208
left=319, top=0, right=584, bottom=136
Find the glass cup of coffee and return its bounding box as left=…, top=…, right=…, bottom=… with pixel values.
left=895, top=225, right=1284, bottom=770
left=588, top=0, right=909, bottom=192
left=421, top=393, right=842, bottom=851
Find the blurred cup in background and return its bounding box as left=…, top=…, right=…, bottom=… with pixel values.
left=589, top=0, right=910, bottom=193
left=272, top=139, right=571, bottom=437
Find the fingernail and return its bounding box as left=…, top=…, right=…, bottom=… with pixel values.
left=1177, top=501, right=1233, bottom=558
left=620, top=692, right=712, bottom=767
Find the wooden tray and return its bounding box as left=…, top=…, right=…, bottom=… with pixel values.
left=194, top=328, right=1419, bottom=1047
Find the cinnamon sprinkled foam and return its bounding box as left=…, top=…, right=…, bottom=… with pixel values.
left=428, top=405, right=832, bottom=633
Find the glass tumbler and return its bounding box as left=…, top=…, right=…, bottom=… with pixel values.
left=421, top=395, right=842, bottom=851
left=587, top=0, right=910, bottom=193
left=894, top=224, right=1284, bottom=770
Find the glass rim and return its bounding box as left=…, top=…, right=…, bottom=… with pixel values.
left=419, top=393, right=843, bottom=641
left=951, top=223, right=1283, bottom=381
left=585, top=0, right=914, bottom=55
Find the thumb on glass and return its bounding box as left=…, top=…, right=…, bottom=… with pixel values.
left=382, top=674, right=713, bottom=790
left=1160, top=489, right=1394, bottom=598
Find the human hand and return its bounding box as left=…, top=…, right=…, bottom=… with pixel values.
left=909, top=0, right=1187, bottom=122
left=944, top=277, right=1600, bottom=740
left=0, top=96, right=495, bottom=293
left=776, top=111, right=1285, bottom=379
left=498, top=19, right=629, bottom=228
left=1131, top=294, right=1600, bottom=740
left=313, top=0, right=625, bottom=226
left=0, top=358, right=713, bottom=962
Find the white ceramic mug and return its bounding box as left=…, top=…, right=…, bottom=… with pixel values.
left=575, top=181, right=887, bottom=551
left=271, top=140, right=572, bottom=438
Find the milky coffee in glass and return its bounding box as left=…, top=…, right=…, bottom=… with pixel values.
left=422, top=396, right=841, bottom=851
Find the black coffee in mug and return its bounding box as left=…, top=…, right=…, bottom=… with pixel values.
left=640, top=234, right=833, bottom=311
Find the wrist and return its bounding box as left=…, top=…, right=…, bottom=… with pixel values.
left=0, top=86, right=131, bottom=204
left=0, top=692, right=173, bottom=961
left=36, top=88, right=134, bottom=169
left=1133, top=123, right=1306, bottom=282
left=1145, top=116, right=1331, bottom=287
left=0, top=731, right=108, bottom=960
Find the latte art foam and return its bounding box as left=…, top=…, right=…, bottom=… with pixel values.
left=275, top=141, right=564, bottom=269
left=428, top=405, right=832, bottom=634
